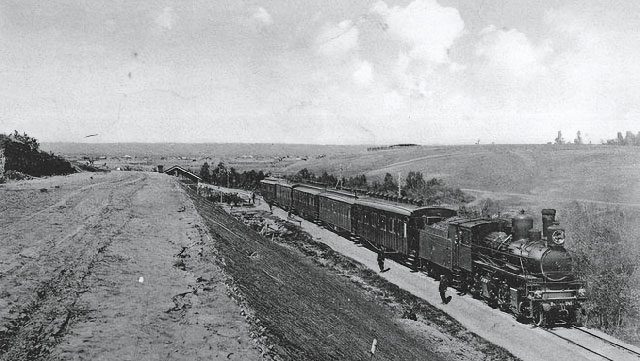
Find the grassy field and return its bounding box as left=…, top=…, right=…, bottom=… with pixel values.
left=282, top=144, right=640, bottom=207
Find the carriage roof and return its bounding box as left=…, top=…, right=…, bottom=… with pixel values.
left=355, top=197, right=456, bottom=217
left=319, top=189, right=358, bottom=204
left=292, top=184, right=324, bottom=195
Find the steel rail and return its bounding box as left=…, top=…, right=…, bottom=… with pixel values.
left=542, top=328, right=614, bottom=361
left=573, top=326, right=640, bottom=359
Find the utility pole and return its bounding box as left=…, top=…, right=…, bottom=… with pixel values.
left=397, top=172, right=402, bottom=197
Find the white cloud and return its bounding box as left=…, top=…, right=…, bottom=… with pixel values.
left=252, top=7, right=273, bottom=26
left=155, top=7, right=175, bottom=30
left=475, top=25, right=551, bottom=81
left=448, top=62, right=466, bottom=73
left=315, top=20, right=359, bottom=58
left=383, top=90, right=407, bottom=113
left=372, top=0, right=464, bottom=64
left=353, top=60, right=373, bottom=86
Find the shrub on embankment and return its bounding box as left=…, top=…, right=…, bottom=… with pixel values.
left=564, top=202, right=640, bottom=344
left=0, top=131, right=74, bottom=180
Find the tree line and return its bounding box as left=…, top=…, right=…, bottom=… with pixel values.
left=285, top=168, right=473, bottom=205
left=554, top=129, right=640, bottom=146
left=198, top=162, right=267, bottom=190
left=0, top=131, right=75, bottom=180
left=197, top=162, right=472, bottom=205
left=603, top=131, right=640, bottom=146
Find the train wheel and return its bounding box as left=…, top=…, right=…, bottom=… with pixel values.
left=515, top=301, right=528, bottom=323
left=534, top=308, right=546, bottom=327
left=498, top=284, right=510, bottom=311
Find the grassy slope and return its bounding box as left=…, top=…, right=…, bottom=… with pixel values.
left=284, top=144, right=640, bottom=206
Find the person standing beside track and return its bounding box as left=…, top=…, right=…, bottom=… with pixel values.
left=377, top=251, right=386, bottom=272
left=439, top=275, right=452, bottom=304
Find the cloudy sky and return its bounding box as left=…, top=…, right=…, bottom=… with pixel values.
left=0, top=0, right=639, bottom=144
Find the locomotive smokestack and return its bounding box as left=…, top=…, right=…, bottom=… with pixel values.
left=542, top=209, right=556, bottom=241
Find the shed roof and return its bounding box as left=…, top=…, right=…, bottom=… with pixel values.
left=164, top=165, right=202, bottom=181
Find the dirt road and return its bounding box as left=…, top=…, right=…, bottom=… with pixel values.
left=0, top=172, right=261, bottom=360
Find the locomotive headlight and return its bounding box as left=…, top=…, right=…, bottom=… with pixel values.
left=578, top=288, right=586, bottom=297
left=534, top=290, right=543, bottom=299
left=551, top=229, right=565, bottom=245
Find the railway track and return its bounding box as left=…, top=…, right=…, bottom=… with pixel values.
left=573, top=326, right=640, bottom=359
left=543, top=326, right=640, bottom=361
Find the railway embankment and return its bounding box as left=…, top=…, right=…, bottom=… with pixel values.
left=186, top=188, right=518, bottom=361
left=202, top=185, right=640, bottom=361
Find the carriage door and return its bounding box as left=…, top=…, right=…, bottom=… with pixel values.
left=451, top=227, right=461, bottom=269
left=458, top=228, right=473, bottom=272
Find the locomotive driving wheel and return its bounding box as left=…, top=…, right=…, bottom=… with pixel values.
left=497, top=283, right=510, bottom=311
left=533, top=306, right=547, bottom=327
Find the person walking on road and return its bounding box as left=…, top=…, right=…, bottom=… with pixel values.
left=377, top=251, right=386, bottom=272
left=439, top=275, right=452, bottom=304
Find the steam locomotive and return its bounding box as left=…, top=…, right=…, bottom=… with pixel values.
left=259, top=178, right=586, bottom=326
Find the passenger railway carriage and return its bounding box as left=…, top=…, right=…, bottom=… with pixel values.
left=353, top=198, right=456, bottom=256
left=259, top=178, right=586, bottom=326
left=259, top=178, right=278, bottom=205
left=291, top=184, right=324, bottom=220
left=317, top=189, right=357, bottom=233
left=274, top=182, right=294, bottom=210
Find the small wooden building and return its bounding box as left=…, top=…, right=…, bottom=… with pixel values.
left=164, top=165, right=201, bottom=184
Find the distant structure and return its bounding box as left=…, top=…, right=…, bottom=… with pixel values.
left=164, top=165, right=201, bottom=183
left=554, top=131, right=565, bottom=145
left=157, top=165, right=164, bottom=173
left=603, top=130, right=640, bottom=146
left=367, top=144, right=419, bottom=152
left=574, top=131, right=583, bottom=145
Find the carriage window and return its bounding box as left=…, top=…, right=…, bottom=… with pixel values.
left=381, top=215, right=386, bottom=230
left=388, top=218, right=394, bottom=232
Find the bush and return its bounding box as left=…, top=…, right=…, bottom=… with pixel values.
left=563, top=202, right=639, bottom=338
left=4, top=170, right=33, bottom=181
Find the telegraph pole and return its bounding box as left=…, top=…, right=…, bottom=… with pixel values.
left=397, top=172, right=402, bottom=197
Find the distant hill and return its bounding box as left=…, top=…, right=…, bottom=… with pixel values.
left=40, top=142, right=367, bottom=159
left=283, top=144, right=640, bottom=207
